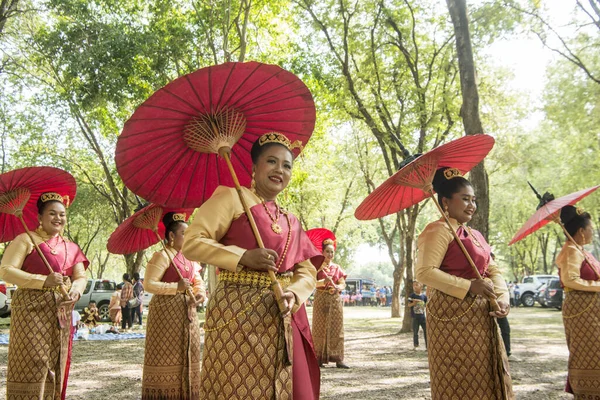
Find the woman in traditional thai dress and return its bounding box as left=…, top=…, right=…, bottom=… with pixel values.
left=311, top=238, right=349, bottom=369
left=109, top=284, right=122, bottom=327
left=183, top=132, right=321, bottom=400
left=415, top=167, right=513, bottom=400
left=0, top=192, right=89, bottom=400
left=141, top=212, right=205, bottom=399
left=556, top=205, right=600, bottom=398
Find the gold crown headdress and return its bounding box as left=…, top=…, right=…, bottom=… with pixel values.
left=443, top=168, right=463, bottom=180
left=172, top=213, right=187, bottom=222
left=576, top=207, right=585, bottom=216
left=258, top=132, right=303, bottom=152
left=40, top=192, right=68, bottom=206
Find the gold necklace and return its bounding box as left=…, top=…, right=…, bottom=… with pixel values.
left=168, top=246, right=190, bottom=272
left=260, top=198, right=283, bottom=234
left=46, top=235, right=66, bottom=255
left=465, top=226, right=483, bottom=248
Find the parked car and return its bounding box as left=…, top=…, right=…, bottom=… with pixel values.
left=536, top=283, right=548, bottom=307
left=515, top=275, right=557, bottom=307
left=0, top=291, right=7, bottom=318
left=0, top=280, right=16, bottom=317
left=75, top=279, right=117, bottom=322
left=544, top=278, right=564, bottom=310
left=344, top=278, right=377, bottom=306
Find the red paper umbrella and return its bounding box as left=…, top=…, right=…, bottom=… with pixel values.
left=354, top=134, right=500, bottom=311
left=0, top=166, right=77, bottom=300
left=107, top=203, right=196, bottom=318
left=107, top=204, right=193, bottom=254
left=355, top=134, right=495, bottom=220
left=306, top=228, right=337, bottom=253
left=116, top=61, right=316, bottom=208
left=509, top=185, right=600, bottom=246
left=0, top=166, right=77, bottom=242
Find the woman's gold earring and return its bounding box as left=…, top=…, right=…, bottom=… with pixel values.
left=250, top=171, right=256, bottom=192
left=443, top=205, right=449, bottom=219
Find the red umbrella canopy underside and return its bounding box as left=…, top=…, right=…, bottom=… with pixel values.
left=116, top=61, right=316, bottom=209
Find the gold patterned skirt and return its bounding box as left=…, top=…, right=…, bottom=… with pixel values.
left=426, top=290, right=513, bottom=400
left=200, top=272, right=292, bottom=400
left=312, top=290, right=344, bottom=364
left=562, top=290, right=600, bottom=398
left=142, top=293, right=201, bottom=400
left=7, top=288, right=72, bottom=400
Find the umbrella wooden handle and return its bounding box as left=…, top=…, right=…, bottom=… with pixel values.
left=18, top=215, right=71, bottom=301
left=154, top=231, right=197, bottom=319
left=430, top=195, right=501, bottom=313
left=220, top=150, right=288, bottom=314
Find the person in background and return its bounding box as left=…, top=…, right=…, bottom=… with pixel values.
left=408, top=281, right=427, bottom=350
left=556, top=205, right=600, bottom=398
left=120, top=273, right=134, bottom=331
left=312, top=238, right=349, bottom=369
left=72, top=308, right=81, bottom=335
left=109, top=284, right=122, bottom=329
left=81, top=300, right=100, bottom=330
left=132, top=272, right=144, bottom=327
left=491, top=252, right=518, bottom=362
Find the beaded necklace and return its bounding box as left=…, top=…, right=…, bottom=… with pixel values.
left=274, top=212, right=292, bottom=270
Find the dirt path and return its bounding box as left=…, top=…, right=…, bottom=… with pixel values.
left=0, top=306, right=571, bottom=399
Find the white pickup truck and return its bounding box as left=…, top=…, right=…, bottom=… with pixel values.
left=514, top=275, right=557, bottom=307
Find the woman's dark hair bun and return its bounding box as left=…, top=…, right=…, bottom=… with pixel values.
left=432, top=167, right=471, bottom=201
left=560, top=205, right=592, bottom=237
left=162, top=212, right=176, bottom=228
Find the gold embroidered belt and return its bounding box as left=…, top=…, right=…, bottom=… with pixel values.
left=317, top=287, right=340, bottom=295
left=219, top=269, right=291, bottom=287
left=39, top=282, right=72, bottom=293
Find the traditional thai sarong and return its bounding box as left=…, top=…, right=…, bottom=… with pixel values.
left=183, top=186, right=322, bottom=400
left=312, top=262, right=347, bottom=364
left=427, top=289, right=511, bottom=399
left=0, top=230, right=88, bottom=400
left=557, top=241, right=600, bottom=398
left=416, top=218, right=513, bottom=400
left=142, top=248, right=205, bottom=400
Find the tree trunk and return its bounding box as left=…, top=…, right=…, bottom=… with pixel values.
left=400, top=206, right=418, bottom=332
left=447, top=0, right=490, bottom=238
left=0, top=0, right=19, bottom=35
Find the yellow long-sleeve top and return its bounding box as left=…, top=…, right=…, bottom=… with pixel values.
left=144, top=248, right=206, bottom=297
left=416, top=218, right=509, bottom=303
left=182, top=186, right=317, bottom=313
left=556, top=241, right=600, bottom=292
left=0, top=230, right=87, bottom=295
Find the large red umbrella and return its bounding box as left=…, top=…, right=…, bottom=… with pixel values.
left=306, top=228, right=336, bottom=253
left=0, top=167, right=76, bottom=242
left=509, top=184, right=600, bottom=245
left=116, top=61, right=315, bottom=209
left=355, top=134, right=495, bottom=220
left=106, top=204, right=193, bottom=255
left=354, top=134, right=500, bottom=311
left=0, top=166, right=77, bottom=300
left=107, top=203, right=196, bottom=319
left=116, top=61, right=316, bottom=314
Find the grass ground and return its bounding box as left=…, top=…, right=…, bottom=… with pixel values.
left=0, top=306, right=571, bottom=399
